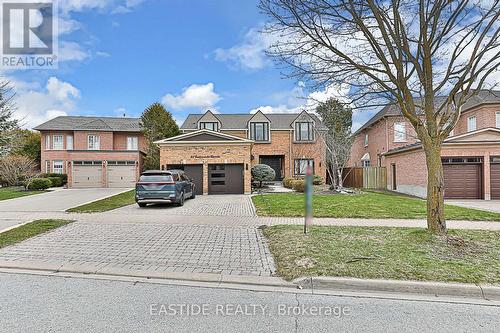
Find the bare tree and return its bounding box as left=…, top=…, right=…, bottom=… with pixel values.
left=260, top=0, right=500, bottom=233
left=0, top=155, right=38, bottom=187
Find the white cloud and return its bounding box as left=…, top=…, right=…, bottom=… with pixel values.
left=214, top=26, right=277, bottom=70
left=162, top=83, right=221, bottom=110
left=58, top=41, right=90, bottom=62
left=13, top=77, right=80, bottom=129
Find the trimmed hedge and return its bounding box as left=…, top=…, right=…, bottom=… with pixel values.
left=28, top=178, right=52, bottom=190
left=283, top=177, right=294, bottom=189
left=47, top=176, right=63, bottom=187
left=40, top=173, right=67, bottom=185
left=292, top=179, right=306, bottom=192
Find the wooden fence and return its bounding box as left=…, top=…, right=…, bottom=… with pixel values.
left=342, top=167, right=387, bottom=189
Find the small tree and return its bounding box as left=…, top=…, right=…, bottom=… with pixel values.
left=0, top=155, right=38, bottom=187
left=315, top=98, right=353, bottom=189
left=10, top=130, right=41, bottom=168
left=0, top=79, right=18, bottom=157
left=141, top=102, right=180, bottom=170
left=252, top=164, right=276, bottom=187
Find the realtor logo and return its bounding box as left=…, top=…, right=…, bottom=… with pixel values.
left=0, top=0, right=58, bottom=68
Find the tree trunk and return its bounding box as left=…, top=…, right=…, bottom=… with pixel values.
left=337, top=168, right=343, bottom=189
left=424, top=143, right=447, bottom=234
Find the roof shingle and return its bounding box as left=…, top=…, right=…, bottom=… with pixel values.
left=34, top=116, right=142, bottom=132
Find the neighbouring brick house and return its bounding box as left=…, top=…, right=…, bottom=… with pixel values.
left=349, top=90, right=500, bottom=200
left=34, top=116, right=147, bottom=188
left=156, top=110, right=327, bottom=195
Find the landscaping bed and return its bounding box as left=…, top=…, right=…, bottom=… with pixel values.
left=0, top=187, right=46, bottom=201
left=263, top=225, right=500, bottom=284
left=252, top=191, right=500, bottom=221
left=0, top=219, right=73, bottom=249
left=66, top=190, right=135, bottom=213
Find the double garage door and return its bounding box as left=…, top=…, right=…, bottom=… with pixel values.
left=166, top=163, right=244, bottom=194
left=72, top=161, right=136, bottom=188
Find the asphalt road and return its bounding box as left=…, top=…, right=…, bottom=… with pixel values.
left=0, top=273, right=497, bottom=333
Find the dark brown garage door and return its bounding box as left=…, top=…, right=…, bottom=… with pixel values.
left=443, top=163, right=482, bottom=199
left=167, top=164, right=203, bottom=195
left=491, top=160, right=500, bottom=200
left=208, top=164, right=244, bottom=194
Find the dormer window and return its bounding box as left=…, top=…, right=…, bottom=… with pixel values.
left=295, top=122, right=314, bottom=141
left=250, top=122, right=269, bottom=141
left=199, top=122, right=219, bottom=131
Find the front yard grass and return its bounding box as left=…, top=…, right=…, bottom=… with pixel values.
left=66, top=189, right=135, bottom=213
left=263, top=225, right=500, bottom=284
left=252, top=191, right=500, bottom=221
left=0, top=187, right=46, bottom=201
left=0, top=219, right=73, bottom=249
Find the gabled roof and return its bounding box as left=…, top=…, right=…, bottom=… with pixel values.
left=155, top=129, right=253, bottom=144
left=180, top=112, right=327, bottom=130
left=34, top=116, right=142, bottom=132
left=353, top=89, right=500, bottom=136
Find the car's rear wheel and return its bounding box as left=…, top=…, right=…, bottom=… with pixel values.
left=177, top=191, right=185, bottom=206
left=191, top=187, right=196, bottom=199
left=138, top=203, right=147, bottom=208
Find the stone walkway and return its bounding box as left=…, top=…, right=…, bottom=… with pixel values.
left=0, top=222, right=275, bottom=277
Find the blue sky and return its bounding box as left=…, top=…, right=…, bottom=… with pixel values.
left=10, top=0, right=372, bottom=130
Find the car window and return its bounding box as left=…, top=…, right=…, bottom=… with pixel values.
left=139, top=175, right=173, bottom=182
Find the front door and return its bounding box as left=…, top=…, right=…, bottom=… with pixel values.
left=259, top=156, right=283, bottom=180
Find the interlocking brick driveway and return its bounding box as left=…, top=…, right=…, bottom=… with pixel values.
left=113, top=194, right=256, bottom=216
left=0, top=222, right=275, bottom=277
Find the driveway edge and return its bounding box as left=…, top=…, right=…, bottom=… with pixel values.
left=293, top=276, right=500, bottom=301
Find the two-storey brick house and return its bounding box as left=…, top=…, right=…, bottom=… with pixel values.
left=34, top=116, right=147, bottom=188
left=156, top=110, right=327, bottom=195
left=349, top=90, right=500, bottom=200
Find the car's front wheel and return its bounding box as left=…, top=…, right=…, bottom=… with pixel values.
left=191, top=187, right=196, bottom=199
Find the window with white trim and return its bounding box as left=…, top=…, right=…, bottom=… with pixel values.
left=294, top=159, right=314, bottom=175
left=364, top=133, right=369, bottom=147
left=52, top=135, right=63, bottom=150
left=45, top=160, right=50, bottom=173
left=250, top=122, right=269, bottom=141
left=496, top=111, right=500, bottom=128
left=127, top=136, right=138, bottom=150
left=199, top=122, right=219, bottom=131
left=53, top=161, right=63, bottom=174
left=467, top=116, right=476, bottom=132
left=294, top=122, right=314, bottom=141
left=88, top=135, right=100, bottom=150
left=361, top=160, right=371, bottom=167
left=66, top=135, right=73, bottom=150
left=393, top=123, right=406, bottom=142
left=45, top=135, right=50, bottom=150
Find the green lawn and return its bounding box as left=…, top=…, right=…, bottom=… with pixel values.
left=252, top=191, right=500, bottom=221
left=263, top=225, right=500, bottom=284
left=66, top=190, right=135, bottom=213
left=0, top=187, right=45, bottom=201
left=0, top=219, right=73, bottom=249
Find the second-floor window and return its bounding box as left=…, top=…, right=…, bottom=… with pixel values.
left=394, top=123, right=406, bottom=142
left=52, top=135, right=63, bottom=150
left=127, top=136, right=138, bottom=150
left=250, top=122, right=269, bottom=141
left=467, top=116, right=476, bottom=132
left=496, top=111, right=500, bottom=128
left=66, top=135, right=73, bottom=150
left=88, top=135, right=100, bottom=150
left=45, top=135, right=50, bottom=150
left=200, top=122, right=219, bottom=131
left=364, top=133, right=369, bottom=146
left=295, top=122, right=314, bottom=141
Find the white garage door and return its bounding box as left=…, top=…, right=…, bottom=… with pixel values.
left=73, top=161, right=103, bottom=188
left=107, top=161, right=137, bottom=188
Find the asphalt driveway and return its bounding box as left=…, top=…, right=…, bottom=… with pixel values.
left=0, top=188, right=128, bottom=213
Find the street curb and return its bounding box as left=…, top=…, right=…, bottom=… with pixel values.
left=293, top=276, right=500, bottom=301
left=0, top=260, right=290, bottom=288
